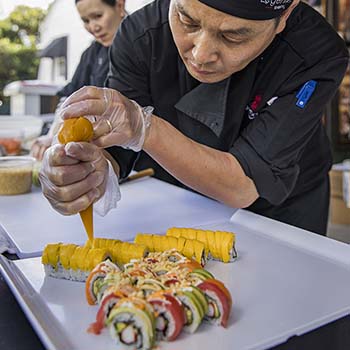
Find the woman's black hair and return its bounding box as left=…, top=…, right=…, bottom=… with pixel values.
left=75, top=0, right=117, bottom=6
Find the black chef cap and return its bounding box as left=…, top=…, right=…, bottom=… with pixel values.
left=198, top=0, right=293, bottom=20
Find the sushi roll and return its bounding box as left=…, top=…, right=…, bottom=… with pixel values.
left=182, top=239, right=207, bottom=267
left=134, top=234, right=206, bottom=266
left=166, top=228, right=237, bottom=263
left=136, top=278, right=165, bottom=297
left=186, top=268, right=215, bottom=286
left=85, top=237, right=121, bottom=249
left=42, top=243, right=63, bottom=277
left=42, top=243, right=113, bottom=282
left=197, top=279, right=233, bottom=328
left=96, top=271, right=131, bottom=305
left=58, top=244, right=79, bottom=278
left=172, top=286, right=208, bottom=333
left=89, top=286, right=134, bottom=334
left=85, top=260, right=120, bottom=305
left=147, top=291, right=185, bottom=341
left=113, top=242, right=149, bottom=267
left=107, top=297, right=156, bottom=350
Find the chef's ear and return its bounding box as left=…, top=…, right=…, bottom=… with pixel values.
left=275, top=0, right=301, bottom=34
left=117, top=0, right=126, bottom=18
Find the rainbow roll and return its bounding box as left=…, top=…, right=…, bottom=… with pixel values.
left=147, top=291, right=185, bottom=341
left=107, top=297, right=155, bottom=350
left=172, top=286, right=208, bottom=333
left=85, top=260, right=120, bottom=305
left=197, top=279, right=233, bottom=328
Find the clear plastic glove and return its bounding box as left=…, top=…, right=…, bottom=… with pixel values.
left=59, top=86, right=153, bottom=151
left=30, top=97, right=67, bottom=161
left=39, top=141, right=110, bottom=216
left=30, top=135, right=53, bottom=161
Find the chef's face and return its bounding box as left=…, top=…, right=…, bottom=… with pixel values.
left=169, top=0, right=286, bottom=83
left=77, top=0, right=125, bottom=47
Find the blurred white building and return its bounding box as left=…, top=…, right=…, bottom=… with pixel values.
left=37, top=0, right=154, bottom=84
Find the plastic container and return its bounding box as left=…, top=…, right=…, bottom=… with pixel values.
left=0, top=156, right=35, bottom=195
left=0, top=129, right=23, bottom=155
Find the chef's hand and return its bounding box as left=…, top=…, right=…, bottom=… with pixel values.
left=39, top=142, right=108, bottom=215
left=30, top=135, right=53, bottom=161
left=59, top=86, right=153, bottom=151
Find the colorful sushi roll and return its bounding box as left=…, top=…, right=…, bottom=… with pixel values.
left=85, top=260, right=120, bottom=305
left=197, top=279, right=233, bottom=328
left=147, top=291, right=185, bottom=341
left=89, top=286, right=135, bottom=334
left=107, top=297, right=156, bottom=350
left=136, top=278, right=165, bottom=297
left=172, top=286, right=208, bottom=333
left=186, top=268, right=215, bottom=286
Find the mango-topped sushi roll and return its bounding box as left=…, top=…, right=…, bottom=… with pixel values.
left=166, top=227, right=237, bottom=263
left=42, top=243, right=111, bottom=282
left=134, top=234, right=206, bottom=266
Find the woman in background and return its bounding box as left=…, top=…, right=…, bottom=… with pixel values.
left=31, top=0, right=126, bottom=160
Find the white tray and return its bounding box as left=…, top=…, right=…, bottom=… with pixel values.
left=2, top=211, right=350, bottom=350
left=0, top=177, right=234, bottom=258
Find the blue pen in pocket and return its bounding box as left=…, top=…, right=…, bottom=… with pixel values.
left=296, top=80, right=317, bottom=109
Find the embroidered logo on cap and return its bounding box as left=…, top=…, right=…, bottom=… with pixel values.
left=260, top=0, right=292, bottom=10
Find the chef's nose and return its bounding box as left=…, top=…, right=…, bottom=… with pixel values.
left=90, top=20, right=101, bottom=34
left=192, top=32, right=218, bottom=65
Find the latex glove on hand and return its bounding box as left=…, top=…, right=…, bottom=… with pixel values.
left=30, top=135, right=53, bottom=161
left=39, top=142, right=108, bottom=216
left=59, top=86, right=153, bottom=151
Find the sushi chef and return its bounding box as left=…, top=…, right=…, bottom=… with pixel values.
left=39, top=0, right=349, bottom=235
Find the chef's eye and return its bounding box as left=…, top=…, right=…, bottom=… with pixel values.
left=178, top=13, right=199, bottom=29
left=221, top=34, right=246, bottom=45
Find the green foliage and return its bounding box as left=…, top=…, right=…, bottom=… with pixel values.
left=0, top=6, right=46, bottom=113
left=0, top=6, right=45, bottom=44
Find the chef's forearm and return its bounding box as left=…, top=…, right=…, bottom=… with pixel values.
left=143, top=116, right=259, bottom=208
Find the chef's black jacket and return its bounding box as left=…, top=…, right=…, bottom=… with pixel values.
left=57, top=41, right=109, bottom=97
left=105, top=0, right=349, bottom=235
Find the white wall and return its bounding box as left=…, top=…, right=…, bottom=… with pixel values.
left=37, top=0, right=92, bottom=83
left=126, top=0, right=154, bottom=14
left=37, top=0, right=154, bottom=84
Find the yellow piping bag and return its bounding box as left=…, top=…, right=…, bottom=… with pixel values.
left=58, top=117, right=94, bottom=241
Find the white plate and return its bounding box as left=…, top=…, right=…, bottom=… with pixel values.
left=2, top=213, right=350, bottom=350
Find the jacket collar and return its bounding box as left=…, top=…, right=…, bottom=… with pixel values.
left=174, top=59, right=259, bottom=138
left=174, top=77, right=231, bottom=137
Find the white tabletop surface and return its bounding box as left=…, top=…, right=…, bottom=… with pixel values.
left=0, top=177, right=235, bottom=258
left=2, top=211, right=350, bottom=350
